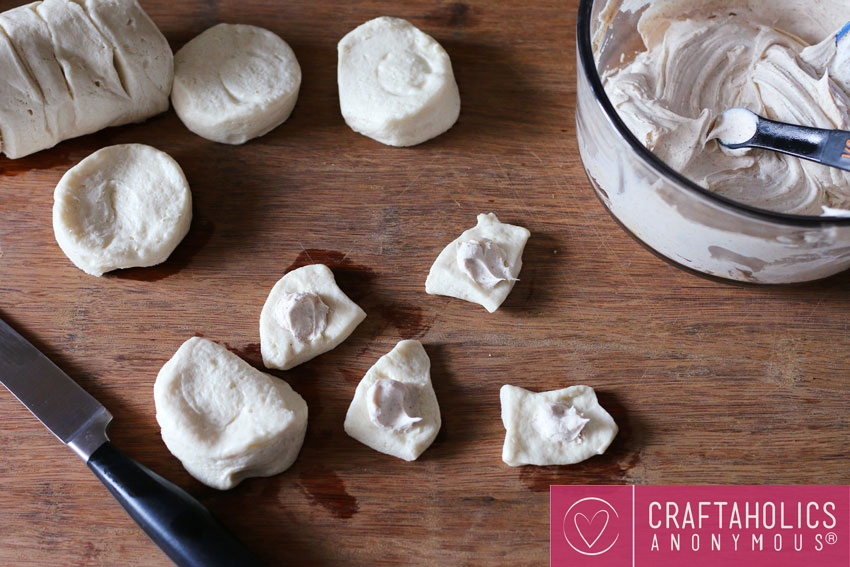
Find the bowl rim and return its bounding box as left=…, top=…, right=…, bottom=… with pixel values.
left=576, top=0, right=850, bottom=228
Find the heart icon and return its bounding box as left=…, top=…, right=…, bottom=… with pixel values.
left=574, top=510, right=609, bottom=549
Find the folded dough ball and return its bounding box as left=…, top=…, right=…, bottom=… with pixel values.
left=172, top=23, right=301, bottom=144
left=337, top=16, right=460, bottom=146
left=500, top=384, right=618, bottom=467
left=52, top=144, right=192, bottom=276
left=425, top=213, right=530, bottom=312
left=0, top=0, right=172, bottom=159
left=155, top=337, right=308, bottom=490
left=344, top=340, right=441, bottom=461
left=260, top=264, right=367, bottom=370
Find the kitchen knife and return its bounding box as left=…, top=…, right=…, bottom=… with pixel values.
left=0, top=317, right=263, bottom=567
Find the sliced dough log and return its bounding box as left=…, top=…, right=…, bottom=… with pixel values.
left=37, top=0, right=133, bottom=135
left=172, top=23, right=301, bottom=144
left=0, top=0, right=172, bottom=159
left=52, top=144, right=192, bottom=276
left=260, top=264, right=366, bottom=370
left=76, top=0, right=173, bottom=122
left=344, top=340, right=441, bottom=461
left=154, top=337, right=308, bottom=490
left=0, top=2, right=74, bottom=150
left=0, top=23, right=53, bottom=158
left=337, top=16, right=460, bottom=146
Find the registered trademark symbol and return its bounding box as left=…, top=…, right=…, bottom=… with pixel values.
left=826, top=532, right=838, bottom=545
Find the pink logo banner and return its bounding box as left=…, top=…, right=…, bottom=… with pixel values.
left=551, top=485, right=849, bottom=567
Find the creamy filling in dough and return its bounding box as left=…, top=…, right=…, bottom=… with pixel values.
left=344, top=340, right=441, bottom=461
left=367, top=378, right=424, bottom=432
left=500, top=384, right=618, bottom=467
left=533, top=401, right=590, bottom=444
left=275, top=292, right=329, bottom=342
left=425, top=213, right=530, bottom=313
left=260, top=264, right=366, bottom=371
left=602, top=0, right=850, bottom=214
left=456, top=239, right=517, bottom=289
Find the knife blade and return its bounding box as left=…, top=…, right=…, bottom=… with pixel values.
left=0, top=317, right=263, bottom=567
left=0, top=318, right=112, bottom=459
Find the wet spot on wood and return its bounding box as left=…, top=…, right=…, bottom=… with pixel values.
left=0, top=146, right=74, bottom=176
left=425, top=2, right=472, bottom=27
left=224, top=342, right=263, bottom=369
left=285, top=249, right=375, bottom=302
left=373, top=301, right=428, bottom=339
left=297, top=464, right=359, bottom=519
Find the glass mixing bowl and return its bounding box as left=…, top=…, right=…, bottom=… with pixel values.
left=575, top=0, right=850, bottom=284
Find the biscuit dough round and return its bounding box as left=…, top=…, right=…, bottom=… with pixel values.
left=52, top=144, right=192, bottom=276
left=154, top=337, right=308, bottom=490
left=172, top=23, right=301, bottom=144
left=337, top=16, right=460, bottom=146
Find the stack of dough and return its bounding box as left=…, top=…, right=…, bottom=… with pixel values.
left=0, top=0, right=173, bottom=159
left=338, top=17, right=460, bottom=146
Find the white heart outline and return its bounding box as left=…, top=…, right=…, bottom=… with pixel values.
left=562, top=497, right=620, bottom=556
left=573, top=509, right=609, bottom=549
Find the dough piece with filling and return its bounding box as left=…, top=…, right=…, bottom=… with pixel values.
left=425, top=213, right=530, bottom=312
left=171, top=23, right=301, bottom=144
left=500, top=384, right=618, bottom=467
left=344, top=340, right=440, bottom=461
left=52, top=144, right=192, bottom=276
left=260, top=264, right=366, bottom=370
left=154, top=337, right=308, bottom=490
left=337, top=16, right=460, bottom=146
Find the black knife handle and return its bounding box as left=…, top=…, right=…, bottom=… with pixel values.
left=87, top=441, right=263, bottom=567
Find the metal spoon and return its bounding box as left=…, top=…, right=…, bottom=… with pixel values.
left=713, top=108, right=850, bottom=173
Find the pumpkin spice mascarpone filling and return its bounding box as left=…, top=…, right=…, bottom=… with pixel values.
left=601, top=0, right=850, bottom=214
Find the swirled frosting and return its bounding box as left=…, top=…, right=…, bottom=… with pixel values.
left=457, top=238, right=517, bottom=289
left=602, top=0, right=850, bottom=214
left=275, top=292, right=329, bottom=342
left=366, top=378, right=424, bottom=432
left=533, top=401, right=590, bottom=444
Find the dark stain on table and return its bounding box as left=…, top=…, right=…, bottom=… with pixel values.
left=297, top=464, right=359, bottom=519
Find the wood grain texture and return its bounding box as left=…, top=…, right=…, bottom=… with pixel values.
left=1, top=0, right=849, bottom=565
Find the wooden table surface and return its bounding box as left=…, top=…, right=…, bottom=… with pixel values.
left=1, top=0, right=849, bottom=565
